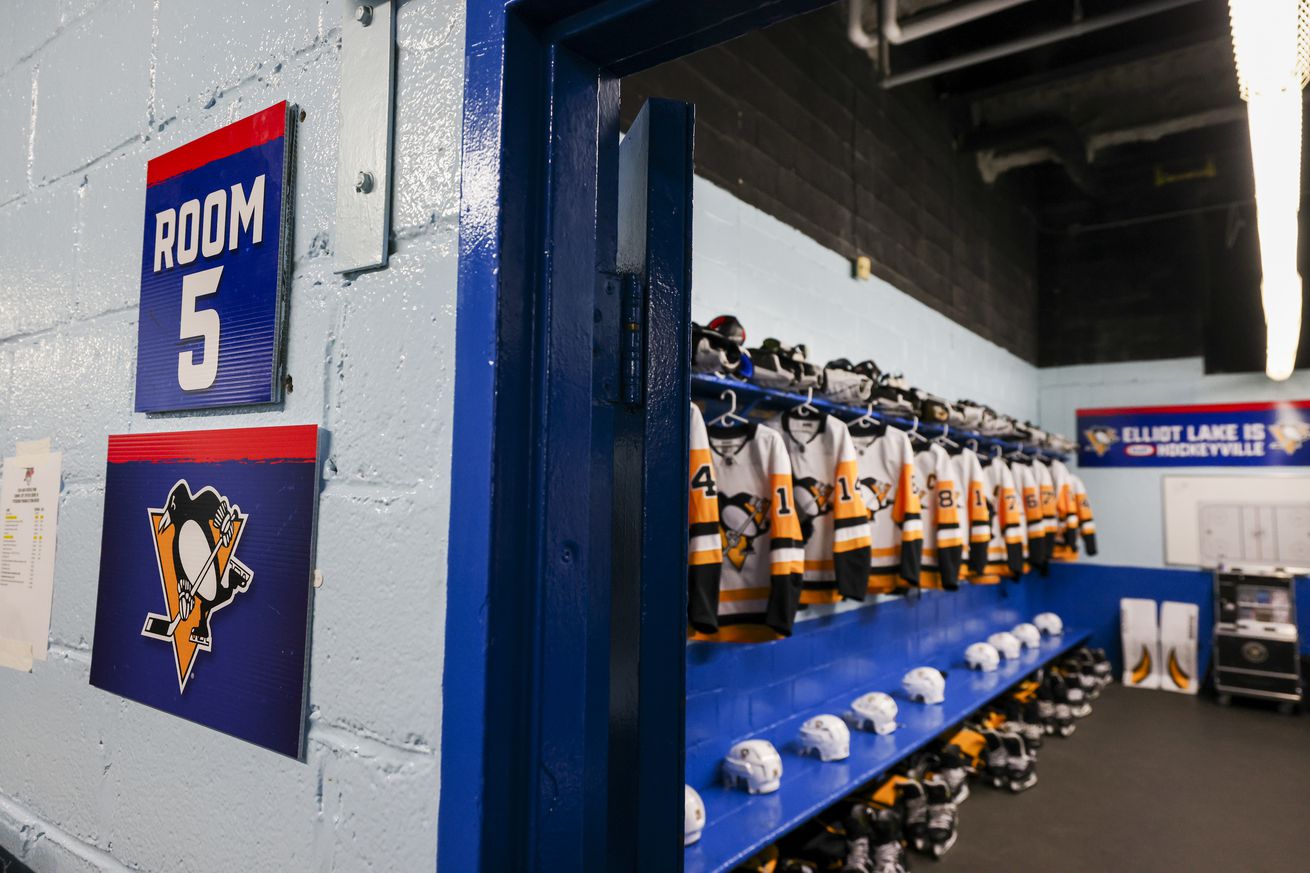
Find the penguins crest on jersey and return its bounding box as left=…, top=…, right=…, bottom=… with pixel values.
left=721, top=492, right=771, bottom=570
left=859, top=477, right=894, bottom=521
left=140, top=480, right=254, bottom=692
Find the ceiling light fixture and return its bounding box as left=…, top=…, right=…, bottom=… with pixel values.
left=1228, top=0, right=1310, bottom=381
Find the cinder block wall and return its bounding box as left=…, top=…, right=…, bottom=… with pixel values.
left=0, top=1, right=463, bottom=870
left=622, top=6, right=1040, bottom=364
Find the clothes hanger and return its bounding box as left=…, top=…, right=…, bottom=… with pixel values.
left=708, top=389, right=749, bottom=428
left=906, top=416, right=929, bottom=445
left=852, top=401, right=879, bottom=430
left=789, top=386, right=820, bottom=418
left=933, top=423, right=960, bottom=450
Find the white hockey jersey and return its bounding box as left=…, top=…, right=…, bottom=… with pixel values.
left=770, top=411, right=872, bottom=605
left=848, top=420, right=923, bottom=593
left=952, top=447, right=992, bottom=578
left=1011, top=461, right=1049, bottom=570
left=1034, top=460, right=1059, bottom=569
left=974, top=457, right=1025, bottom=583
left=688, top=404, right=723, bottom=634
left=694, top=422, right=805, bottom=641
left=1047, top=459, right=1080, bottom=560
left=912, top=443, right=964, bottom=590
left=1071, top=473, right=1097, bottom=556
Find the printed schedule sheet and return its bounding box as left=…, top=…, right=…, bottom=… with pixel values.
left=0, top=445, right=61, bottom=667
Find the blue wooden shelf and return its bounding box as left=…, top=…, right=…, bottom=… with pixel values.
left=690, top=373, right=1069, bottom=462
left=684, top=628, right=1093, bottom=873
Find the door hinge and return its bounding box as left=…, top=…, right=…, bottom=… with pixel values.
left=619, top=272, right=644, bottom=406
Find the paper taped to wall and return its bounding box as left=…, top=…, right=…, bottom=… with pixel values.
left=0, top=441, right=62, bottom=669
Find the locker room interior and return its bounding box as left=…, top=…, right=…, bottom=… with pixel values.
left=1, top=2, right=1309, bottom=873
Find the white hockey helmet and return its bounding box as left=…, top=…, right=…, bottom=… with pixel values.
left=1033, top=612, right=1064, bottom=637
left=849, top=691, right=899, bottom=735
left=902, top=667, right=947, bottom=705
left=723, top=739, right=783, bottom=795
left=965, top=641, right=1001, bottom=672
left=1012, top=622, right=1042, bottom=650
left=987, top=631, right=1021, bottom=660
left=684, top=784, right=706, bottom=846
left=798, top=714, right=851, bottom=762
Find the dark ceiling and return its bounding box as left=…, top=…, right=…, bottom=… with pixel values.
left=864, top=0, right=1309, bottom=370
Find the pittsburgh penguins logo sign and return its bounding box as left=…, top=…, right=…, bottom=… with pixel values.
left=1269, top=422, right=1310, bottom=456
left=140, top=480, right=253, bottom=692
left=1083, top=426, right=1119, bottom=457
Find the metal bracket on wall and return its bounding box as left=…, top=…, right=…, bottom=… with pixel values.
left=335, top=0, right=396, bottom=274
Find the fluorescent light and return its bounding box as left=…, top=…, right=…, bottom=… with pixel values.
left=1228, top=0, right=1309, bottom=380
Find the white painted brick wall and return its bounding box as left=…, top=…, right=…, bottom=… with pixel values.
left=692, top=177, right=1040, bottom=423
left=0, top=0, right=464, bottom=870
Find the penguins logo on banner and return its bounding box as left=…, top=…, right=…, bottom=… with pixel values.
left=140, top=480, right=254, bottom=692
left=1083, top=426, right=1119, bottom=457
left=1269, top=421, right=1310, bottom=456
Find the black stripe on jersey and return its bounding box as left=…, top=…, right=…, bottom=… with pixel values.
left=802, top=580, right=837, bottom=590
left=717, top=612, right=769, bottom=627
left=833, top=516, right=867, bottom=530
left=689, top=521, right=720, bottom=537
left=770, top=537, right=803, bottom=550
left=868, top=566, right=900, bottom=576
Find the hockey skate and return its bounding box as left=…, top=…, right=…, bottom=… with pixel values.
left=934, top=747, right=971, bottom=804
left=999, top=733, right=1038, bottom=792
left=1045, top=676, right=1077, bottom=736
left=896, top=779, right=928, bottom=853
left=840, top=805, right=878, bottom=873
left=922, top=778, right=960, bottom=857
left=870, top=808, right=910, bottom=873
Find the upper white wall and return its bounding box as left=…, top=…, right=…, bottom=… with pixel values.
left=1040, top=357, right=1310, bottom=568
left=0, top=1, right=463, bottom=870
left=692, top=176, right=1041, bottom=423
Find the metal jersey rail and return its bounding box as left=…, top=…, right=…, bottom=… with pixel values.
left=690, top=373, right=1069, bottom=462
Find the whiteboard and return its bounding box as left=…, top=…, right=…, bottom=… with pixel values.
left=1163, top=475, right=1310, bottom=570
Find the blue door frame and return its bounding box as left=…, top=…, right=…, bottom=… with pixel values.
left=441, top=1, right=836, bottom=870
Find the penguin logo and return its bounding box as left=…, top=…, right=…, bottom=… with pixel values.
left=793, top=477, right=833, bottom=543
left=140, top=480, right=253, bottom=692
left=858, top=478, right=894, bottom=522
left=719, top=493, right=771, bottom=571
left=22, top=467, right=33, bottom=485
left=1269, top=422, right=1310, bottom=455
left=1083, top=426, right=1119, bottom=457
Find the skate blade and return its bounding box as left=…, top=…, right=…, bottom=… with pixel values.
left=1009, top=773, right=1038, bottom=793
left=932, top=830, right=959, bottom=857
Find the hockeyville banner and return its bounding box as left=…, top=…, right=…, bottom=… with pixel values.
left=1078, top=400, right=1310, bottom=467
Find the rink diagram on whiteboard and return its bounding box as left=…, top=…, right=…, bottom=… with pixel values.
left=1163, top=475, right=1310, bottom=568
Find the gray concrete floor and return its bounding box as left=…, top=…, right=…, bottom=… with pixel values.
left=934, top=683, right=1310, bottom=873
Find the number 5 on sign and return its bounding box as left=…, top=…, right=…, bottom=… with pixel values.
left=178, top=266, right=222, bottom=391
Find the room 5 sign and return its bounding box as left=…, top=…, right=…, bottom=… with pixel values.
left=135, top=102, right=297, bottom=412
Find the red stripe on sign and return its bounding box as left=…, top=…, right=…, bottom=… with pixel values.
left=108, top=424, right=318, bottom=464
left=146, top=101, right=287, bottom=187
left=1078, top=399, right=1310, bottom=417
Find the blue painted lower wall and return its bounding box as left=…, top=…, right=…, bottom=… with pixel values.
left=1030, top=563, right=1310, bottom=677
